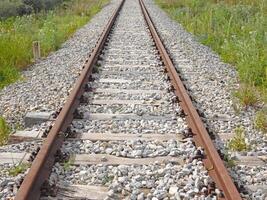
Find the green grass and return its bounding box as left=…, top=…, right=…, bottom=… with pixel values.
left=233, top=85, right=258, bottom=107
left=8, top=163, right=30, bottom=176
left=228, top=126, right=250, bottom=151
left=155, top=0, right=267, bottom=104
left=62, top=155, right=74, bottom=171
left=0, top=0, right=108, bottom=89
left=254, top=108, right=267, bottom=133
left=0, top=116, right=11, bottom=146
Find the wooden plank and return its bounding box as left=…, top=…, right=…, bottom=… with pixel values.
left=71, top=133, right=183, bottom=141
left=84, top=113, right=173, bottom=121
left=32, top=41, right=41, bottom=61
left=0, top=152, right=29, bottom=164
left=101, top=68, right=157, bottom=73
left=56, top=184, right=109, bottom=200
left=74, top=154, right=183, bottom=165
left=99, top=78, right=129, bottom=83
left=91, top=99, right=164, bottom=106
left=9, top=130, right=42, bottom=144
left=98, top=71, right=160, bottom=76
left=236, top=156, right=265, bottom=166
left=13, top=130, right=41, bottom=138
left=24, top=112, right=54, bottom=127
left=102, top=64, right=156, bottom=68
left=53, top=184, right=150, bottom=200
left=94, top=88, right=164, bottom=94
left=98, top=78, right=162, bottom=85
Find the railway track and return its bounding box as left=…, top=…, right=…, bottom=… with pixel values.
left=13, top=0, right=241, bottom=199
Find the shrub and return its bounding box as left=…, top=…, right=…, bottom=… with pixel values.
left=22, top=0, right=64, bottom=13
left=0, top=0, right=68, bottom=19
left=0, top=0, right=22, bottom=19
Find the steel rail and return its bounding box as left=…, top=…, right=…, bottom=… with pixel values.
left=14, top=1, right=125, bottom=199
left=139, top=0, right=241, bottom=199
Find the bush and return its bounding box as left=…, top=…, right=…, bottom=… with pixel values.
left=0, top=0, right=22, bottom=19
left=22, top=0, right=64, bottom=13
left=16, top=4, right=33, bottom=16
left=0, top=0, right=68, bottom=19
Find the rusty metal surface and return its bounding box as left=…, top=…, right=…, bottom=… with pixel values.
left=14, top=1, right=125, bottom=199
left=138, top=0, right=241, bottom=199
left=14, top=0, right=241, bottom=199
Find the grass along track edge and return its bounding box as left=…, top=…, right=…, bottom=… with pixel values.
left=0, top=0, right=109, bottom=89
left=155, top=0, right=267, bottom=105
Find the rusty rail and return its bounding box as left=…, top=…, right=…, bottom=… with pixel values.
left=14, top=0, right=241, bottom=199
left=139, top=0, right=241, bottom=199
left=14, top=1, right=125, bottom=199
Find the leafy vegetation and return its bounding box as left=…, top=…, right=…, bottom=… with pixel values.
left=155, top=0, right=267, bottom=104
left=8, top=163, right=30, bottom=176
left=228, top=126, right=249, bottom=151
left=62, top=155, right=74, bottom=171
left=254, top=109, right=267, bottom=133
left=0, top=116, right=10, bottom=146
left=0, top=0, right=108, bottom=88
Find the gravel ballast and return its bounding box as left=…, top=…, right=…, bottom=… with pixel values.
left=47, top=0, right=222, bottom=199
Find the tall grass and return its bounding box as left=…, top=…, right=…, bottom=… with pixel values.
left=0, top=116, right=10, bottom=146
left=155, top=0, right=267, bottom=103
left=0, top=0, right=108, bottom=89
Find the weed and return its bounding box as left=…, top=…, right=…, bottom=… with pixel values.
left=228, top=126, right=249, bottom=151
left=62, top=155, right=74, bottom=171
left=15, top=122, right=23, bottom=131
left=0, top=116, right=11, bottom=146
left=102, top=174, right=114, bottom=185
left=93, top=65, right=100, bottom=73
left=8, top=163, right=30, bottom=176
left=223, top=151, right=236, bottom=168
left=254, top=109, right=267, bottom=133
left=234, top=85, right=258, bottom=107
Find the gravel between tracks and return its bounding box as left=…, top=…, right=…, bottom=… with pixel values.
left=144, top=0, right=267, bottom=199
left=47, top=0, right=222, bottom=199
